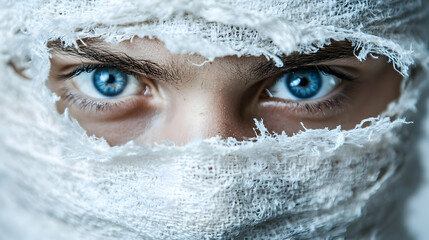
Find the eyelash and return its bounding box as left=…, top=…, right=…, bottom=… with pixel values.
left=58, top=64, right=357, bottom=113
left=273, top=89, right=353, bottom=114
left=58, top=64, right=135, bottom=79
left=58, top=64, right=147, bottom=112
left=262, top=65, right=357, bottom=114
left=61, top=89, right=126, bottom=112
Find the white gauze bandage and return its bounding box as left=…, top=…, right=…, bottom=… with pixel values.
left=0, top=0, right=428, bottom=239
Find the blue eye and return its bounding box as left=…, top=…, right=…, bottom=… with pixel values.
left=286, top=70, right=321, bottom=99
left=93, top=68, right=128, bottom=97
left=71, top=67, right=141, bottom=99
left=267, top=68, right=341, bottom=101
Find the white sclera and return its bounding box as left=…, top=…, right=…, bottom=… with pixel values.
left=268, top=71, right=341, bottom=101
left=72, top=69, right=141, bottom=99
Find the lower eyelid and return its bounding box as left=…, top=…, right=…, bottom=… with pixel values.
left=58, top=86, right=147, bottom=115
left=259, top=83, right=354, bottom=117
left=60, top=88, right=124, bottom=112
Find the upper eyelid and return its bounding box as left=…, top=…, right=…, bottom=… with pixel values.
left=251, top=59, right=360, bottom=83
left=51, top=48, right=181, bottom=84
left=57, top=64, right=138, bottom=79
left=58, top=63, right=359, bottom=89
left=266, top=65, right=359, bottom=83
left=49, top=40, right=357, bottom=85
left=312, top=65, right=359, bottom=81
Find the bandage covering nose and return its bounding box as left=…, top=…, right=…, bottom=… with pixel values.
left=0, top=0, right=428, bottom=239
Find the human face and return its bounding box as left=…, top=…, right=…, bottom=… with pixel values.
left=48, top=37, right=402, bottom=146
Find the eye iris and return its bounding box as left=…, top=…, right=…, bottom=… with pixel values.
left=93, top=68, right=128, bottom=97
left=285, top=70, right=322, bottom=99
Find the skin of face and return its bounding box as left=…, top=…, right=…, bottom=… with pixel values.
left=48, top=37, right=402, bottom=146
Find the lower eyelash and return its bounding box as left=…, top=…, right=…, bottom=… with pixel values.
left=262, top=83, right=354, bottom=115
left=295, top=90, right=352, bottom=114
left=61, top=87, right=124, bottom=112
left=63, top=89, right=352, bottom=115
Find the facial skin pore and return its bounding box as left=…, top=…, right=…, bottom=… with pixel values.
left=48, top=38, right=402, bottom=145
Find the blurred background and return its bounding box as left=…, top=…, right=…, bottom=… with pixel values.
left=407, top=91, right=429, bottom=239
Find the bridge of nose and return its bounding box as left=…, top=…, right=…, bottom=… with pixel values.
left=136, top=56, right=265, bottom=145
left=148, top=80, right=258, bottom=144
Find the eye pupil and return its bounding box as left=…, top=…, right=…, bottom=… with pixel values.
left=285, top=70, right=322, bottom=99
left=106, top=75, right=116, bottom=84
left=93, top=68, right=128, bottom=97
left=290, top=77, right=309, bottom=88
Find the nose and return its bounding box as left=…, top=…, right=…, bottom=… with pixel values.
left=145, top=88, right=256, bottom=145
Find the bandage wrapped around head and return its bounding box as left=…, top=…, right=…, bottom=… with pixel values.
left=0, top=0, right=428, bottom=239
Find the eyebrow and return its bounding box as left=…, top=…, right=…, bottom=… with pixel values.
left=251, top=41, right=357, bottom=81
left=48, top=40, right=357, bottom=84
left=48, top=40, right=182, bottom=83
